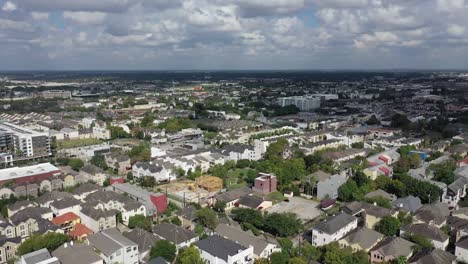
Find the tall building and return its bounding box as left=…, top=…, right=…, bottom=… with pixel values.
left=277, top=96, right=321, bottom=111
left=0, top=121, right=51, bottom=160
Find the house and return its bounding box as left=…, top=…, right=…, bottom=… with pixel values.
left=443, top=176, right=468, bottom=208
left=338, top=227, right=384, bottom=252
left=215, top=224, right=280, bottom=259
left=51, top=212, right=80, bottom=233
left=408, top=248, right=456, bottom=264
left=79, top=205, right=117, bottom=232
left=342, top=201, right=398, bottom=229
left=0, top=236, right=21, bottom=264
left=252, top=173, right=277, bottom=195
left=213, top=186, right=253, bottom=210
left=10, top=207, right=53, bottom=238
left=109, top=183, right=168, bottom=215
left=68, top=223, right=93, bottom=241
left=92, top=122, right=111, bottom=140
left=195, top=235, right=254, bottom=264
left=221, top=144, right=262, bottom=161
left=153, top=223, right=199, bottom=250
left=364, top=189, right=396, bottom=202
left=79, top=164, right=107, bottom=186
left=414, top=202, right=450, bottom=228
left=85, top=190, right=147, bottom=225
left=50, top=197, right=82, bottom=217
left=71, top=183, right=100, bottom=201
left=236, top=195, right=272, bottom=211
left=175, top=206, right=197, bottom=230
left=392, top=196, right=422, bottom=213
left=17, top=248, right=59, bottom=264
left=87, top=228, right=139, bottom=264
left=363, top=163, right=393, bottom=180
left=105, top=152, right=131, bottom=175
left=369, top=237, right=415, bottom=263
left=456, top=236, right=468, bottom=263
left=316, top=174, right=347, bottom=200
left=123, top=227, right=160, bottom=262
left=7, top=200, right=35, bottom=218
left=37, top=191, right=74, bottom=208
left=132, top=161, right=176, bottom=182
left=310, top=213, right=358, bottom=246
left=0, top=222, right=15, bottom=239
left=400, top=223, right=449, bottom=250
left=52, top=242, right=104, bottom=264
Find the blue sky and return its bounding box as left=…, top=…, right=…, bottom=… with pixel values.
left=1, top=0, right=468, bottom=70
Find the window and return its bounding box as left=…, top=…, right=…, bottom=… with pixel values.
left=126, top=247, right=131, bottom=253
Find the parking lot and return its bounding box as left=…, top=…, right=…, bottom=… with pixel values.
left=266, top=196, right=322, bottom=223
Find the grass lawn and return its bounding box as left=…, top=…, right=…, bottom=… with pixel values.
left=57, top=138, right=104, bottom=149
left=266, top=191, right=286, bottom=204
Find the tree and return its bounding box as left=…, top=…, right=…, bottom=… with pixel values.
left=109, top=126, right=131, bottom=139
left=126, top=172, right=134, bottom=182
left=140, top=176, right=156, bottom=188
left=430, top=161, right=456, bottom=185
left=128, top=143, right=151, bottom=162
left=68, top=158, right=84, bottom=171
left=150, top=240, right=176, bottom=262
left=266, top=138, right=289, bottom=161
left=128, top=215, right=152, bottom=231
left=366, top=114, right=380, bottom=125
left=264, top=213, right=303, bottom=237
left=288, top=257, right=306, bottom=264
left=231, top=208, right=264, bottom=227
left=90, top=154, right=108, bottom=170
left=375, top=216, right=401, bottom=236
left=338, top=179, right=365, bottom=202
left=409, top=154, right=422, bottom=169
left=176, top=245, right=205, bottom=264
left=213, top=200, right=226, bottom=212
left=397, top=212, right=413, bottom=225
left=391, top=256, right=408, bottom=264
left=196, top=207, right=218, bottom=230
left=405, top=234, right=433, bottom=252
left=270, top=252, right=290, bottom=264
left=18, top=232, right=69, bottom=255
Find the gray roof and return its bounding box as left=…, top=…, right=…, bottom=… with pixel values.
left=308, top=170, right=332, bottom=182
left=341, top=227, right=384, bottom=249
left=71, top=183, right=101, bottom=195
left=50, top=197, right=81, bottom=210
left=123, top=227, right=160, bottom=253
left=8, top=200, right=35, bottom=212
left=147, top=256, right=170, bottom=264
left=401, top=223, right=449, bottom=242
left=456, top=236, right=468, bottom=249
left=392, top=195, right=422, bottom=212
left=365, top=189, right=396, bottom=201
left=80, top=164, right=105, bottom=175
left=88, top=228, right=137, bottom=256
left=21, top=248, right=59, bottom=264
left=215, top=224, right=276, bottom=256
left=237, top=195, right=264, bottom=209
left=85, top=190, right=144, bottom=211
left=134, top=161, right=164, bottom=173
left=216, top=186, right=252, bottom=203
left=408, top=248, right=456, bottom=264
left=313, top=213, right=357, bottom=234
left=80, top=204, right=117, bottom=220
left=10, top=207, right=52, bottom=225
left=195, top=235, right=248, bottom=261
left=414, top=202, right=450, bottom=226
left=53, top=243, right=103, bottom=264
left=343, top=201, right=395, bottom=218
left=37, top=191, right=73, bottom=204
left=153, top=223, right=198, bottom=245
left=371, top=237, right=415, bottom=257
left=175, top=205, right=197, bottom=221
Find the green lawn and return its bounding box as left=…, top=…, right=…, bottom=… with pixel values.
left=57, top=138, right=104, bottom=149
left=225, top=168, right=254, bottom=190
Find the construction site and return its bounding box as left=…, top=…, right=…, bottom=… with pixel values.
left=158, top=176, right=223, bottom=204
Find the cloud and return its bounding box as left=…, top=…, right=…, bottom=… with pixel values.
left=63, top=11, right=107, bottom=25
left=0, top=0, right=468, bottom=70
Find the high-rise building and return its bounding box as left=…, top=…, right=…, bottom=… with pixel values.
left=0, top=121, right=51, bottom=160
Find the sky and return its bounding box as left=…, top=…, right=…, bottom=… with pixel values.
left=0, top=0, right=468, bottom=70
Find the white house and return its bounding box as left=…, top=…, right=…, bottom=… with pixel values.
left=87, top=228, right=139, bottom=264
left=400, top=223, right=449, bottom=250
left=311, top=213, right=358, bottom=247
left=153, top=223, right=199, bottom=250
left=456, top=236, right=468, bottom=263
left=132, top=161, right=176, bottom=182
left=195, top=235, right=254, bottom=264
left=49, top=197, right=82, bottom=217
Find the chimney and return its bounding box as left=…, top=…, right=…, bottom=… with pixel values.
left=64, top=243, right=68, bottom=248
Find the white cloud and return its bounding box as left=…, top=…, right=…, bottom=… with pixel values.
left=448, top=24, right=465, bottom=37
left=2, top=1, right=17, bottom=12
left=31, top=12, right=49, bottom=20
left=63, top=11, right=107, bottom=25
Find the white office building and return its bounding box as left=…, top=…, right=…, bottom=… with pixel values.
left=277, top=96, right=321, bottom=111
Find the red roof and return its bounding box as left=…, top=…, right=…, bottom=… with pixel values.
left=110, top=177, right=125, bottom=185
left=379, top=155, right=389, bottom=163
left=51, top=212, right=80, bottom=225
left=150, top=193, right=168, bottom=213
left=379, top=166, right=391, bottom=176
left=69, top=223, right=93, bottom=238
left=368, top=162, right=378, bottom=166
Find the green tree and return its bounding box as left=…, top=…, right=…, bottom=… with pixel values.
left=397, top=212, right=413, bottom=225
left=18, top=232, right=69, bottom=255
left=365, top=196, right=392, bottom=209
left=68, top=158, right=84, bottom=171
left=150, top=240, right=176, bottom=262
left=288, top=257, right=306, bottom=264
left=391, top=256, right=408, bottom=264
left=128, top=143, right=151, bottom=162
left=409, top=154, right=422, bottom=169
left=405, top=234, right=433, bottom=252
left=366, top=114, right=380, bottom=125
left=140, top=176, right=156, bottom=188
left=266, top=138, right=289, bottom=161
left=231, top=208, right=264, bottom=227
left=196, top=207, right=218, bottom=230
left=176, top=245, right=205, bottom=264
left=375, top=216, right=401, bottom=236
left=90, top=154, right=108, bottom=170
left=213, top=200, right=226, bottom=212
left=264, top=213, right=303, bottom=237
left=109, top=126, right=131, bottom=139
left=128, top=215, right=152, bottom=231
left=271, top=252, right=290, bottom=264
